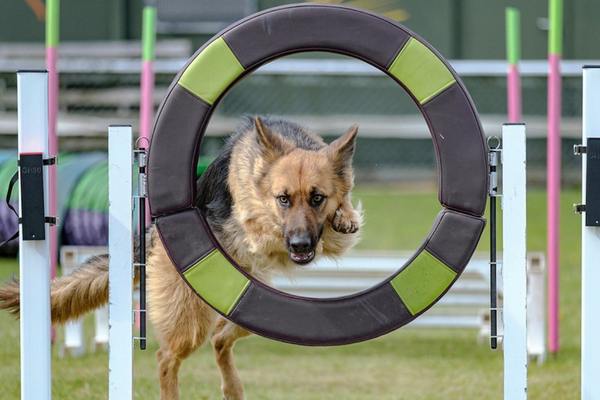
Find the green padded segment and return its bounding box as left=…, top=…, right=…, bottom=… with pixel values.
left=178, top=37, right=244, bottom=105
left=390, top=250, right=457, bottom=315
left=388, top=38, right=456, bottom=104
left=183, top=250, right=250, bottom=315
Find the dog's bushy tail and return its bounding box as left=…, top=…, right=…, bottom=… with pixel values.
left=0, top=254, right=109, bottom=324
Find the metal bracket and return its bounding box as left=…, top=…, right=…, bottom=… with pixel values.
left=133, top=146, right=148, bottom=350
left=487, top=137, right=501, bottom=351
left=17, top=156, right=57, bottom=166
left=488, top=138, right=502, bottom=197
left=574, top=144, right=587, bottom=155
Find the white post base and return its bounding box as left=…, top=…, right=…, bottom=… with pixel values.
left=502, top=123, right=528, bottom=400
left=108, top=125, right=134, bottom=400
left=581, top=66, right=600, bottom=400
left=17, top=70, right=52, bottom=400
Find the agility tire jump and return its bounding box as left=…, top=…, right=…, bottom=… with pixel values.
left=148, top=4, right=488, bottom=346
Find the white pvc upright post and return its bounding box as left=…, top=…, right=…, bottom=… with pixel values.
left=108, top=125, right=133, bottom=399
left=502, top=123, right=528, bottom=400
left=17, top=70, right=52, bottom=400
left=581, top=66, right=600, bottom=400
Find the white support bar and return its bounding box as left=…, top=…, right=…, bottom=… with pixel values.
left=94, top=306, right=109, bottom=348
left=108, top=125, right=133, bottom=400
left=581, top=66, right=600, bottom=400
left=502, top=123, right=528, bottom=400
left=61, top=260, right=85, bottom=357
left=17, top=70, right=52, bottom=400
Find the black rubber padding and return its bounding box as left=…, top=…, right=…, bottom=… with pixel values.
left=223, top=5, right=410, bottom=70
left=230, top=281, right=413, bottom=346
left=423, top=83, right=488, bottom=216
left=148, top=85, right=211, bottom=216
left=425, top=210, right=486, bottom=274
left=155, top=209, right=216, bottom=272
left=147, top=3, right=489, bottom=346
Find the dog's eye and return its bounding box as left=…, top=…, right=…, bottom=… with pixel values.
left=277, top=195, right=290, bottom=207
left=311, top=194, right=325, bottom=206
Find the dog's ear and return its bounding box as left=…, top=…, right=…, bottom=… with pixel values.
left=327, top=124, right=358, bottom=168
left=254, top=117, right=288, bottom=159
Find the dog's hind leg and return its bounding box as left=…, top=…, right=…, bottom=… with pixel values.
left=211, top=318, right=251, bottom=400
left=148, top=237, right=218, bottom=400
left=153, top=288, right=217, bottom=400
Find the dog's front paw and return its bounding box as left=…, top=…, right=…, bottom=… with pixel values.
left=332, top=207, right=360, bottom=234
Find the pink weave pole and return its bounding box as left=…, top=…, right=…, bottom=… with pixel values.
left=547, top=53, right=561, bottom=353
left=507, top=65, right=522, bottom=123
left=46, top=0, right=60, bottom=343
left=46, top=47, right=58, bottom=282
left=140, top=60, right=154, bottom=147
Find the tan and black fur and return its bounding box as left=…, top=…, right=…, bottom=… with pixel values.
left=0, top=116, right=362, bottom=400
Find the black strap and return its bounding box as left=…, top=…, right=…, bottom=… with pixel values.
left=6, top=170, right=18, bottom=218
left=0, top=171, right=19, bottom=248
left=43, top=157, right=56, bottom=166
left=16, top=156, right=56, bottom=167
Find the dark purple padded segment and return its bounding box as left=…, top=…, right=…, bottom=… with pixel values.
left=155, top=208, right=216, bottom=272
left=424, top=84, right=488, bottom=216
left=148, top=85, right=211, bottom=217
left=62, top=209, right=107, bottom=246
left=425, top=210, right=486, bottom=274
left=0, top=201, right=18, bottom=254
left=229, top=282, right=412, bottom=346
left=223, top=5, right=410, bottom=71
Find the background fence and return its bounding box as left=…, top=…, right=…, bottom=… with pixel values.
left=0, top=49, right=587, bottom=186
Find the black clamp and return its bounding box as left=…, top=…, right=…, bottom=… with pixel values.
left=575, top=138, right=600, bottom=226
left=17, top=216, right=57, bottom=225
left=18, top=154, right=57, bottom=240
left=574, top=144, right=587, bottom=155
left=16, top=156, right=57, bottom=166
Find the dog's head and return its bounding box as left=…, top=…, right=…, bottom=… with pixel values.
left=254, top=117, right=358, bottom=265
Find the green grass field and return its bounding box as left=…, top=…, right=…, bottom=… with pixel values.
left=0, top=188, right=581, bottom=399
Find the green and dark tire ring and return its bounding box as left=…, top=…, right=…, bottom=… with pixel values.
left=147, top=4, right=488, bottom=346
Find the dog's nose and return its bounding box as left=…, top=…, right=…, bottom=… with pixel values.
left=289, top=233, right=313, bottom=253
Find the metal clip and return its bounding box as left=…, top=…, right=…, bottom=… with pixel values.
left=138, top=173, right=147, bottom=198
left=574, top=144, right=587, bottom=155
left=134, top=149, right=148, bottom=198
left=488, top=136, right=502, bottom=197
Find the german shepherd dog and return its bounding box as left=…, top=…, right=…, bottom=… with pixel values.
left=0, top=116, right=362, bottom=400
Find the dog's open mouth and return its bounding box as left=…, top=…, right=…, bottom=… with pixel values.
left=289, top=250, right=315, bottom=265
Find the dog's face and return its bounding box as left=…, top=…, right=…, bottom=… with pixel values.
left=255, top=119, right=357, bottom=265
